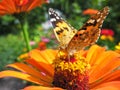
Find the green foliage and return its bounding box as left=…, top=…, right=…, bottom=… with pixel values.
left=0, top=15, right=20, bottom=35
left=0, top=34, right=24, bottom=70
left=97, top=39, right=115, bottom=50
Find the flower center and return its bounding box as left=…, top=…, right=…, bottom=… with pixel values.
left=53, top=50, right=90, bottom=90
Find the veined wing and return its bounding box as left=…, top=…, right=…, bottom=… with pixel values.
left=67, top=6, right=109, bottom=54
left=49, top=8, right=77, bottom=49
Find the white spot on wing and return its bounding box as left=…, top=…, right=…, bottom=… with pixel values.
left=97, top=18, right=101, bottom=22
left=87, top=19, right=95, bottom=23
left=50, top=18, right=56, bottom=22
left=56, top=16, right=60, bottom=19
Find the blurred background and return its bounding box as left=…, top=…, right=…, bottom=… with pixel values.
left=0, top=0, right=120, bottom=70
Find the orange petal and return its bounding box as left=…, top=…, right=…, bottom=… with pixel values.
left=29, top=49, right=57, bottom=64
left=6, top=0, right=16, bottom=13
left=38, top=49, right=57, bottom=64
left=0, top=10, right=8, bottom=15
left=27, top=0, right=47, bottom=11
left=0, top=0, right=16, bottom=14
left=0, top=0, right=48, bottom=15
left=7, top=63, right=52, bottom=83
left=86, top=45, right=105, bottom=65
left=21, top=0, right=47, bottom=12
left=0, top=70, right=50, bottom=86
left=90, top=70, right=120, bottom=88
left=91, top=81, right=120, bottom=90
left=100, top=70, right=120, bottom=82
left=0, top=2, right=10, bottom=15
left=89, top=51, right=120, bottom=83
left=90, top=70, right=120, bottom=87
left=23, top=86, right=63, bottom=90
left=25, top=59, right=54, bottom=77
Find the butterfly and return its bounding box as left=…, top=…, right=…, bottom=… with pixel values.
left=49, top=7, right=109, bottom=55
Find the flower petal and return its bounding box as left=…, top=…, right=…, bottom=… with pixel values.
left=91, top=81, right=120, bottom=90
left=0, top=70, right=50, bottom=86
left=25, top=59, right=54, bottom=77
left=0, top=0, right=16, bottom=15
left=101, top=70, right=120, bottom=82
left=90, top=70, right=120, bottom=88
left=89, top=51, right=120, bottom=83
left=29, top=49, right=57, bottom=64
left=23, top=86, right=63, bottom=90
left=7, top=62, right=52, bottom=83
left=26, top=0, right=47, bottom=11
left=86, top=45, right=105, bottom=65
left=0, top=0, right=48, bottom=15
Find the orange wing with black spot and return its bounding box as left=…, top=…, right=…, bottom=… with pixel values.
left=49, top=8, right=77, bottom=49
left=67, top=7, right=109, bottom=54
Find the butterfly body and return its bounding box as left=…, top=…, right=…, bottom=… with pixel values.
left=49, top=7, right=109, bottom=56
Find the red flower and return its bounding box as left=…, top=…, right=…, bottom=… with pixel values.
left=101, top=29, right=114, bottom=36
left=0, top=0, right=48, bottom=15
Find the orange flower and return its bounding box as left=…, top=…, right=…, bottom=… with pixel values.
left=0, top=0, right=48, bottom=15
left=83, top=8, right=98, bottom=15
left=0, top=45, right=120, bottom=90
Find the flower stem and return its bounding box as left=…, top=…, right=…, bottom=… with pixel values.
left=21, top=19, right=31, bottom=52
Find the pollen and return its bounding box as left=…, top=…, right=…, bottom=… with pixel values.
left=53, top=50, right=90, bottom=90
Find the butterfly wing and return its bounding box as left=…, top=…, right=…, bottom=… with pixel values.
left=67, top=7, right=109, bottom=54
left=49, top=8, right=77, bottom=49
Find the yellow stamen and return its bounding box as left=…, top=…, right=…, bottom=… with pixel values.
left=53, top=50, right=90, bottom=89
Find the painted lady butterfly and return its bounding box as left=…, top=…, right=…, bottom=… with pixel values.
left=49, top=7, right=109, bottom=55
